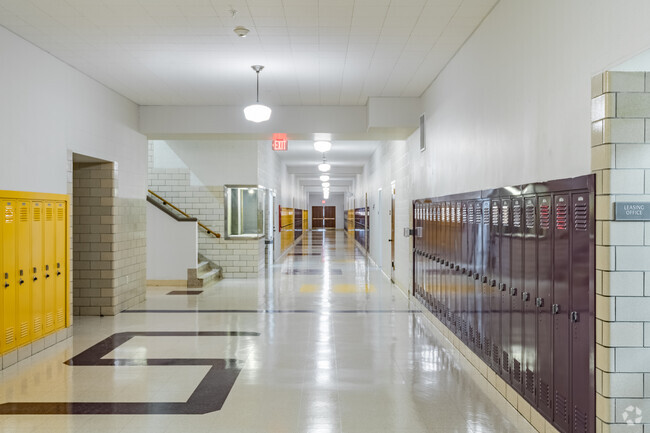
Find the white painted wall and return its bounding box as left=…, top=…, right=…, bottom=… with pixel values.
left=0, top=26, right=146, bottom=198
left=152, top=140, right=258, bottom=186
left=354, top=0, right=650, bottom=293
left=146, top=202, right=198, bottom=280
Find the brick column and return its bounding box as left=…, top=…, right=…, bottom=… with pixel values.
left=592, top=71, right=650, bottom=431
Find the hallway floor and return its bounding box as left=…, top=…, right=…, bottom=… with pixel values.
left=0, top=231, right=536, bottom=432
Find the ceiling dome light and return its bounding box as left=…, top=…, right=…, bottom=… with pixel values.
left=322, top=182, right=330, bottom=188
left=233, top=26, right=250, bottom=37
left=314, top=141, right=332, bottom=152
left=319, top=175, right=330, bottom=182
left=244, top=65, right=271, bottom=123
left=318, top=162, right=330, bottom=172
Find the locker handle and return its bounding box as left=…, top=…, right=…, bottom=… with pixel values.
left=19, top=279, right=24, bottom=285
left=522, top=292, right=529, bottom=301
left=455, top=265, right=460, bottom=271
left=474, top=273, right=480, bottom=280
left=482, top=276, right=488, bottom=284
left=57, top=271, right=61, bottom=276
left=499, top=283, right=507, bottom=291
left=461, top=267, right=466, bottom=274
left=535, top=297, right=543, bottom=307
left=46, top=274, right=50, bottom=279
left=4, top=282, right=8, bottom=288
left=552, top=304, right=560, bottom=314
left=490, top=279, right=497, bottom=287
left=571, top=311, right=579, bottom=322
left=510, top=287, right=517, bottom=296
left=33, top=276, right=38, bottom=282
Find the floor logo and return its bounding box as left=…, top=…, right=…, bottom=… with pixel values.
left=622, top=405, right=642, bottom=425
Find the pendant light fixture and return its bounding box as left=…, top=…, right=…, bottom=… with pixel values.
left=319, top=175, right=330, bottom=182
left=314, top=140, right=332, bottom=152
left=244, top=65, right=272, bottom=123
left=318, top=155, right=330, bottom=172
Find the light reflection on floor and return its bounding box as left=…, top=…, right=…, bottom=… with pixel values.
left=0, top=230, right=538, bottom=432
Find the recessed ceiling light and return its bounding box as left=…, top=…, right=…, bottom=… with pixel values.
left=314, top=141, right=331, bottom=152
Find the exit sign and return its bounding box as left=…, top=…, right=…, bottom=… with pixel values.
left=272, top=133, right=288, bottom=151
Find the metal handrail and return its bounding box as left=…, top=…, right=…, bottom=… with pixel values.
left=147, top=189, right=221, bottom=238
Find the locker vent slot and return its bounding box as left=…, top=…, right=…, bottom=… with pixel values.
left=501, top=204, right=509, bottom=226
left=502, top=351, right=509, bottom=372
left=483, top=206, right=490, bottom=225
left=469, top=326, right=474, bottom=343
left=526, top=369, right=535, bottom=394
left=20, top=207, right=29, bottom=222
left=34, top=317, right=42, bottom=334
left=555, top=204, right=568, bottom=230
left=57, top=309, right=64, bottom=324
left=45, top=312, right=54, bottom=329
left=492, top=344, right=500, bottom=365
left=525, top=204, right=535, bottom=229
left=555, top=391, right=568, bottom=424
left=57, top=206, right=65, bottom=221
left=462, top=204, right=467, bottom=223
left=574, top=406, right=588, bottom=433
left=446, top=206, right=450, bottom=222
left=513, top=203, right=522, bottom=228
left=5, top=327, right=15, bottom=345
left=539, top=204, right=550, bottom=229
left=468, top=205, right=474, bottom=224
left=540, top=380, right=551, bottom=408
left=5, top=206, right=14, bottom=223
left=20, top=321, right=29, bottom=338
left=492, top=203, right=499, bottom=226
left=33, top=207, right=41, bottom=222
left=574, top=202, right=588, bottom=231
left=451, top=205, right=455, bottom=223
left=45, top=207, right=53, bottom=221
left=513, top=359, right=521, bottom=382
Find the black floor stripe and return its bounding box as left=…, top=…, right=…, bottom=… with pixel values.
left=0, top=331, right=259, bottom=415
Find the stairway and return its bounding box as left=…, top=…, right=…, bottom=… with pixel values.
left=187, top=254, right=222, bottom=288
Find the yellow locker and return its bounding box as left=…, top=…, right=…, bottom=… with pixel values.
left=2, top=199, right=17, bottom=352
left=42, top=202, right=55, bottom=334
left=31, top=201, right=43, bottom=338
left=54, top=201, right=66, bottom=329
left=16, top=201, right=31, bottom=346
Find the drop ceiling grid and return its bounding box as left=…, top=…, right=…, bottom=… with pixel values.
left=0, top=0, right=498, bottom=106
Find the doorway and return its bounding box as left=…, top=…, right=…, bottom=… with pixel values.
left=376, top=188, right=382, bottom=268
left=390, top=182, right=396, bottom=282
left=312, top=205, right=335, bottom=229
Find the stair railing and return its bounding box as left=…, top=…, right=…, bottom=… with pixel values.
left=147, top=189, right=221, bottom=238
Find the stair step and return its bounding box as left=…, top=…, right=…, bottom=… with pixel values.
left=197, top=261, right=211, bottom=273
left=200, top=268, right=221, bottom=284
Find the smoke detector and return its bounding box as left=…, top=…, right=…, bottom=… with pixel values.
left=234, top=26, right=250, bottom=37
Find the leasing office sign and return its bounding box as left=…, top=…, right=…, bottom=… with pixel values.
left=615, top=202, right=650, bottom=220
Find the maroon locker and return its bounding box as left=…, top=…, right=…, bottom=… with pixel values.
left=537, top=195, right=553, bottom=419
left=523, top=195, right=538, bottom=405
left=455, top=201, right=463, bottom=337
left=426, top=203, right=432, bottom=307
left=570, top=191, right=594, bottom=433
left=451, top=202, right=461, bottom=335
left=500, top=198, right=512, bottom=380
left=481, top=200, right=491, bottom=361
left=510, top=197, right=525, bottom=391
left=489, top=199, right=501, bottom=371
left=552, top=194, right=571, bottom=432
left=461, top=201, right=470, bottom=343
left=471, top=201, right=482, bottom=351
left=432, top=203, right=439, bottom=315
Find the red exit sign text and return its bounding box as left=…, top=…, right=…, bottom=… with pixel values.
left=272, top=133, right=288, bottom=151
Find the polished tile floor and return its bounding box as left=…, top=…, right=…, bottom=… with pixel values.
left=0, top=230, right=536, bottom=432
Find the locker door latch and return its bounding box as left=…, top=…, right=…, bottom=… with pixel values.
left=522, top=292, right=530, bottom=301
left=490, top=279, right=497, bottom=288
left=4, top=282, right=8, bottom=288
left=535, top=297, right=544, bottom=307
left=510, top=287, right=517, bottom=296
left=499, top=283, right=507, bottom=291
left=551, top=304, right=560, bottom=315
left=571, top=311, right=579, bottom=322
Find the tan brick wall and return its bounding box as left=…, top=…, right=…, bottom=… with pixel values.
left=592, top=71, right=650, bottom=430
